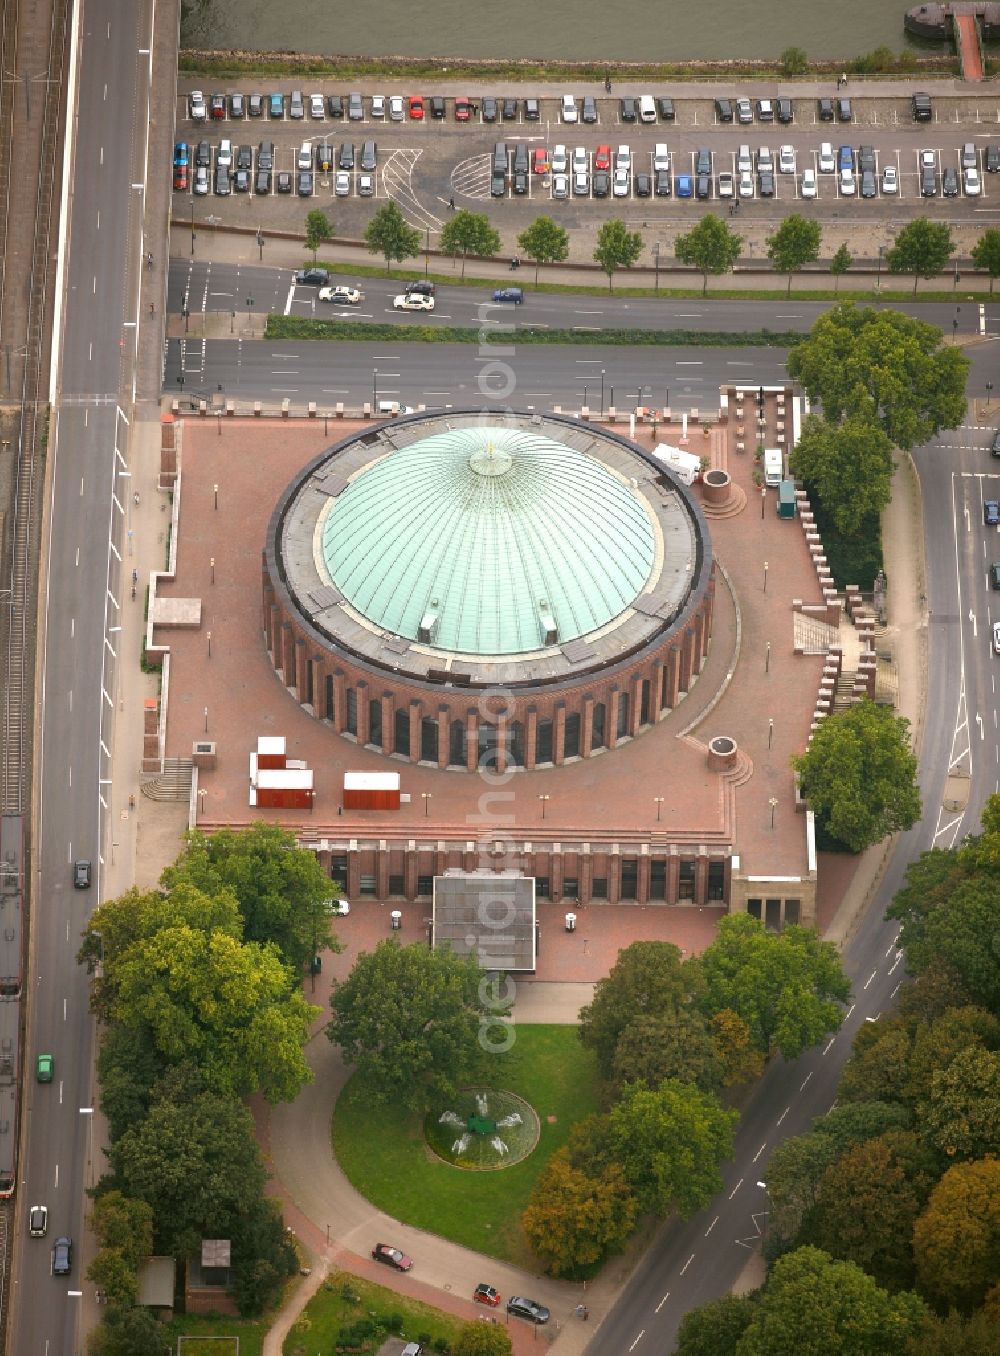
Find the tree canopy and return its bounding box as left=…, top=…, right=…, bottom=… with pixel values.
left=887, top=217, right=954, bottom=294
left=611, top=1010, right=723, bottom=1095
left=675, top=1294, right=754, bottom=1356
left=766, top=213, right=821, bottom=295
left=920, top=1046, right=1000, bottom=1161
left=789, top=413, right=895, bottom=538
left=674, top=213, right=742, bottom=295
left=305, top=209, right=334, bottom=260
left=698, top=914, right=850, bottom=1057
left=452, top=1320, right=514, bottom=1356
left=521, top=1147, right=636, bottom=1276
left=438, top=209, right=501, bottom=278
left=830, top=242, right=853, bottom=292
left=517, top=215, right=569, bottom=284
left=786, top=304, right=969, bottom=450
left=364, top=201, right=422, bottom=272
left=971, top=227, right=1000, bottom=293
left=593, top=218, right=643, bottom=291
left=912, top=1159, right=1000, bottom=1311
left=793, top=700, right=921, bottom=853
left=327, top=940, right=494, bottom=1110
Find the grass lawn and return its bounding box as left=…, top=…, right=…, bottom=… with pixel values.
left=284, top=1271, right=467, bottom=1356
left=172, top=1317, right=264, bottom=1356
left=332, top=1024, right=600, bottom=1267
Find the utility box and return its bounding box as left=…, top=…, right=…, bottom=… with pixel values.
left=777, top=479, right=796, bottom=518
left=343, top=770, right=401, bottom=811
left=763, top=447, right=783, bottom=488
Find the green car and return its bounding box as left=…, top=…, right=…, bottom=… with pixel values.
left=36, top=1054, right=53, bottom=1083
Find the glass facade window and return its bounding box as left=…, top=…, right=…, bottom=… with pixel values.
left=748, top=897, right=762, bottom=920
left=388, top=874, right=405, bottom=897
left=765, top=898, right=781, bottom=931
left=325, top=674, right=334, bottom=722
left=360, top=874, right=377, bottom=897
left=679, top=860, right=695, bottom=900
left=417, top=874, right=433, bottom=896
left=305, top=659, right=314, bottom=707
left=330, top=855, right=348, bottom=888
left=661, top=663, right=670, bottom=710
left=563, top=876, right=579, bottom=899
left=369, top=698, right=383, bottom=749
left=592, top=876, right=608, bottom=899
left=650, top=859, right=666, bottom=900
left=536, top=876, right=550, bottom=898
left=394, top=707, right=410, bottom=756
left=478, top=721, right=500, bottom=772
left=509, top=721, right=525, bottom=768
left=620, top=858, right=638, bottom=899
left=640, top=678, right=651, bottom=726
left=420, top=716, right=438, bottom=763
left=449, top=720, right=466, bottom=767
left=785, top=899, right=800, bottom=926
left=536, top=718, right=554, bottom=765
left=345, top=688, right=358, bottom=736
left=564, top=711, right=581, bottom=759
left=592, top=702, right=606, bottom=750
left=616, top=691, right=630, bottom=739
left=708, top=861, right=725, bottom=901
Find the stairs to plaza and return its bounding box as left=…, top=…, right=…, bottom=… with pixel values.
left=141, top=757, right=193, bottom=801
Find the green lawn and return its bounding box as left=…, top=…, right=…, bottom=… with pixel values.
left=284, top=1272, right=467, bottom=1356
left=172, top=1317, right=264, bottom=1356
left=332, top=1024, right=600, bottom=1267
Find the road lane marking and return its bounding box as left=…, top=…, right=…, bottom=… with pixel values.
left=863, top=970, right=877, bottom=990
left=704, top=1216, right=719, bottom=1236
left=799, top=1072, right=813, bottom=1092
left=777, top=1105, right=790, bottom=1125
left=655, top=1293, right=670, bottom=1313
left=729, top=1178, right=743, bottom=1199
left=679, top=1254, right=695, bottom=1275
left=752, top=1143, right=766, bottom=1162
left=823, top=1037, right=835, bottom=1054
left=628, top=1332, right=646, bottom=1352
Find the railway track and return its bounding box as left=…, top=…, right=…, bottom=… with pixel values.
left=0, top=0, right=71, bottom=1345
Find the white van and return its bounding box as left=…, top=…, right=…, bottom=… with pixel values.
left=764, top=448, right=783, bottom=488
left=638, top=95, right=657, bottom=123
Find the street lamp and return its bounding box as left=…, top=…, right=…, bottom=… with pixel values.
left=953, top=306, right=961, bottom=343
left=653, top=241, right=660, bottom=294
left=372, top=367, right=378, bottom=410
left=421, top=792, right=432, bottom=817
left=876, top=244, right=885, bottom=294
left=190, top=202, right=195, bottom=255
left=256, top=229, right=264, bottom=263
left=653, top=796, right=664, bottom=821
left=538, top=793, right=550, bottom=820
left=600, top=368, right=606, bottom=417
left=769, top=796, right=778, bottom=829
left=987, top=381, right=994, bottom=408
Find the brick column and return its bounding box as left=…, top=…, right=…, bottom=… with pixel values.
left=667, top=850, right=680, bottom=903
left=694, top=853, right=709, bottom=905
left=651, top=660, right=665, bottom=718
left=404, top=844, right=418, bottom=900
left=609, top=689, right=622, bottom=747
left=408, top=700, right=422, bottom=762
left=553, top=703, right=566, bottom=765
left=525, top=708, right=538, bottom=770
left=347, top=847, right=361, bottom=899
left=550, top=845, right=563, bottom=900
left=466, top=708, right=479, bottom=771
left=665, top=648, right=681, bottom=709
left=637, top=849, right=651, bottom=903
left=376, top=843, right=390, bottom=899
left=356, top=681, right=371, bottom=747
left=380, top=691, right=394, bottom=754
left=495, top=710, right=509, bottom=774
left=608, top=848, right=621, bottom=903
left=630, top=674, right=644, bottom=734
left=437, top=706, right=449, bottom=769
left=334, top=671, right=348, bottom=734
left=582, top=695, right=594, bottom=755
left=579, top=845, right=592, bottom=902
left=679, top=630, right=694, bottom=692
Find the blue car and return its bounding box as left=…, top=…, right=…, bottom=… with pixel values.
left=173, top=140, right=188, bottom=167
left=269, top=92, right=284, bottom=118
left=675, top=174, right=693, bottom=198
left=985, top=500, right=1000, bottom=526
left=838, top=144, right=854, bottom=172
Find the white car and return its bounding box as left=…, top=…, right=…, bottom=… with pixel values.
left=552, top=173, right=569, bottom=198
left=615, top=144, right=631, bottom=172
left=335, top=170, right=351, bottom=196
left=572, top=146, right=588, bottom=174
left=778, top=144, right=796, bottom=174
left=738, top=170, right=754, bottom=197
left=818, top=142, right=835, bottom=174
left=653, top=142, right=670, bottom=173
left=193, top=166, right=209, bottom=195
left=330, top=896, right=351, bottom=916
left=550, top=144, right=568, bottom=174
left=393, top=292, right=435, bottom=311
left=573, top=171, right=589, bottom=196
left=216, top=138, right=232, bottom=169
left=389, top=95, right=405, bottom=121
left=964, top=166, right=982, bottom=196
left=717, top=171, right=734, bottom=197
left=800, top=167, right=817, bottom=198
left=839, top=167, right=856, bottom=195
left=29, top=1205, right=48, bottom=1238
left=319, top=286, right=363, bottom=304
left=358, top=173, right=374, bottom=196
left=561, top=94, right=578, bottom=123
left=309, top=94, right=325, bottom=119
left=881, top=164, right=899, bottom=194
left=370, top=94, right=386, bottom=118
left=737, top=144, right=753, bottom=176
left=994, top=621, right=1000, bottom=655
left=613, top=168, right=629, bottom=196
left=189, top=90, right=207, bottom=121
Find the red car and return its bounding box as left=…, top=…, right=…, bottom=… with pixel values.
left=371, top=1243, right=413, bottom=1272
left=532, top=147, right=549, bottom=174
left=474, top=1283, right=501, bottom=1308
left=454, top=97, right=472, bottom=122
left=594, top=144, right=612, bottom=172
left=409, top=95, right=424, bottom=120
left=173, top=164, right=189, bottom=191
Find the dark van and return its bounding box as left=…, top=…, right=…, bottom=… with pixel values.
left=492, top=287, right=523, bottom=304
left=492, top=142, right=508, bottom=175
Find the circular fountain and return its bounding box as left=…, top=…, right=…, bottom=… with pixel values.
left=425, top=1089, right=540, bottom=1170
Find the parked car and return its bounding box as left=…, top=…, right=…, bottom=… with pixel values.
left=481, top=96, right=498, bottom=122
left=756, top=97, right=774, bottom=122
left=613, top=167, right=629, bottom=196
left=738, top=169, right=754, bottom=197
left=920, top=149, right=937, bottom=196
left=993, top=620, right=1000, bottom=655
left=372, top=1243, right=413, bottom=1271
left=817, top=96, right=834, bottom=121
left=838, top=144, right=853, bottom=172
left=550, top=144, right=567, bottom=173
left=653, top=142, right=670, bottom=172
left=389, top=95, right=405, bottom=121
left=335, top=171, right=351, bottom=196
left=882, top=163, right=899, bottom=194
left=572, top=171, right=588, bottom=196
left=758, top=169, right=775, bottom=197
left=619, top=96, right=637, bottom=122
left=309, top=93, right=324, bottom=119
left=714, top=97, right=733, bottom=123
left=988, top=499, right=1000, bottom=525
left=912, top=91, right=933, bottom=122
left=348, top=92, right=364, bottom=120
left=696, top=147, right=712, bottom=175
left=777, top=96, right=793, bottom=123
left=507, top=1297, right=550, bottom=1325
left=818, top=142, right=835, bottom=173
left=474, top=1284, right=501, bottom=1307
left=655, top=168, right=672, bottom=196
left=675, top=173, right=693, bottom=197
left=552, top=173, right=569, bottom=198
left=276, top=171, right=293, bottom=193
left=492, top=287, right=524, bottom=303
left=234, top=168, right=251, bottom=193
left=289, top=90, right=305, bottom=119
left=717, top=171, right=734, bottom=197
left=429, top=96, right=445, bottom=119
left=408, top=95, right=424, bottom=120
left=561, top=94, right=578, bottom=123
left=594, top=144, right=612, bottom=171
left=942, top=165, right=959, bottom=196
left=858, top=145, right=876, bottom=174
left=360, top=140, right=377, bottom=171
left=254, top=168, right=271, bottom=194
left=173, top=140, right=189, bottom=167
left=248, top=93, right=264, bottom=118
left=195, top=139, right=211, bottom=168
left=592, top=169, right=610, bottom=197
left=295, top=268, right=330, bottom=285
left=696, top=172, right=711, bottom=198
left=173, top=164, right=188, bottom=191
left=209, top=92, right=225, bottom=120
left=512, top=170, right=528, bottom=194
left=737, top=144, right=752, bottom=176
left=257, top=140, right=274, bottom=170
left=296, top=170, right=313, bottom=195
left=502, top=97, right=518, bottom=120
left=490, top=171, right=506, bottom=197
left=992, top=430, right=1000, bottom=457
left=965, top=166, right=982, bottom=196
left=778, top=144, right=795, bottom=174
left=582, top=95, right=598, bottom=123
left=193, top=166, right=209, bottom=195
left=296, top=142, right=312, bottom=171
left=327, top=94, right=344, bottom=118
left=735, top=97, right=753, bottom=124
left=986, top=144, right=1000, bottom=173
left=237, top=144, right=253, bottom=172
left=269, top=92, right=284, bottom=118
left=52, top=1237, right=73, bottom=1276
left=860, top=169, right=877, bottom=198
left=454, top=96, right=472, bottom=121
left=369, top=94, right=385, bottom=119
left=800, top=167, right=817, bottom=198
left=339, top=143, right=355, bottom=170
left=839, top=167, right=856, bottom=195
left=836, top=96, right=852, bottom=121
left=189, top=90, right=207, bottom=121
left=962, top=141, right=978, bottom=169
left=357, top=173, right=374, bottom=196
left=635, top=172, right=652, bottom=197
left=524, top=97, right=540, bottom=120
left=315, top=142, right=333, bottom=171
left=657, top=96, right=675, bottom=121
left=394, top=292, right=435, bottom=311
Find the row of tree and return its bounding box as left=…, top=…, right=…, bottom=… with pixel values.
left=520, top=921, right=850, bottom=1275
left=311, top=202, right=1000, bottom=299
left=673, top=798, right=1000, bottom=1355
left=84, top=825, right=339, bottom=1356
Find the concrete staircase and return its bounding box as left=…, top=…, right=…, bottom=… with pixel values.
left=141, top=757, right=192, bottom=802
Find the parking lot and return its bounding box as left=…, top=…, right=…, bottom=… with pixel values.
left=174, top=83, right=1000, bottom=252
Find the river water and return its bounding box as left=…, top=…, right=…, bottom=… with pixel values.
left=181, top=0, right=937, bottom=61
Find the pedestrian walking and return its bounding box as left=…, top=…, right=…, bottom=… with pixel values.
left=449, top=195, right=455, bottom=210
left=604, top=72, right=612, bottom=93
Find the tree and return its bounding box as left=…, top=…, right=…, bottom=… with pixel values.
left=803, top=1131, right=939, bottom=1290
left=905, top=1309, right=1000, bottom=1356
left=96, top=1024, right=161, bottom=1142
left=674, top=213, right=742, bottom=295
left=87, top=1306, right=166, bottom=1356
left=579, top=941, right=704, bottom=1080
left=710, top=1008, right=765, bottom=1086
left=793, top=700, right=921, bottom=853
left=89, top=1191, right=154, bottom=1272
left=522, top=1148, right=636, bottom=1276
left=438, top=209, right=501, bottom=279
left=887, top=217, right=954, bottom=295
left=921, top=1046, right=1000, bottom=1161
left=87, top=1249, right=138, bottom=1308
left=897, top=959, right=974, bottom=1028
left=109, top=1064, right=268, bottom=1257
left=764, top=1132, right=841, bottom=1254
left=698, top=914, right=851, bottom=1058
left=304, top=209, right=334, bottom=261
left=786, top=304, right=969, bottom=450
left=517, top=215, right=569, bottom=285
left=676, top=1294, right=754, bottom=1355
left=611, top=1010, right=722, bottom=1095
left=364, top=201, right=422, bottom=273
left=830, top=242, right=853, bottom=293
left=913, top=1159, right=1000, bottom=1311
left=971, top=227, right=1000, bottom=294
left=162, top=824, right=341, bottom=975
left=230, top=1195, right=297, bottom=1316
left=452, top=1320, right=514, bottom=1356
left=767, top=214, right=822, bottom=296
left=811, top=1100, right=913, bottom=1151
left=737, top=1247, right=927, bottom=1355
left=905, top=1005, right=1000, bottom=1103
left=904, top=877, right=1000, bottom=1015
left=789, top=412, right=895, bottom=538
left=780, top=46, right=809, bottom=75
left=608, top=1079, right=738, bottom=1217
left=594, top=218, right=643, bottom=292
left=327, top=941, right=493, bottom=1110
left=838, top=1019, right=914, bottom=1106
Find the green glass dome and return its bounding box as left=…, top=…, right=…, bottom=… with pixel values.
left=320, top=424, right=656, bottom=656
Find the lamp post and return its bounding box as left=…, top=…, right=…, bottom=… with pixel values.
left=653, top=241, right=660, bottom=294
left=372, top=367, right=378, bottom=410
left=421, top=792, right=432, bottom=817
left=953, top=306, right=961, bottom=343
left=190, top=201, right=195, bottom=255
left=876, top=244, right=885, bottom=294
left=425, top=225, right=430, bottom=278
left=988, top=381, right=994, bottom=409
left=769, top=796, right=778, bottom=829
left=197, top=788, right=207, bottom=819
left=538, top=793, right=550, bottom=820
left=600, top=368, right=606, bottom=417
left=653, top=796, right=664, bottom=822
left=256, top=229, right=264, bottom=263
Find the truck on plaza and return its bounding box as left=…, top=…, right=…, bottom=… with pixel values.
left=763, top=447, right=783, bottom=488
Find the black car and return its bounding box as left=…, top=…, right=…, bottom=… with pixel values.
left=620, top=96, right=637, bottom=122
left=327, top=94, right=344, bottom=118
left=502, top=96, right=518, bottom=120
left=942, top=166, right=959, bottom=196
left=714, top=96, right=733, bottom=122
left=228, top=93, right=244, bottom=119
left=920, top=165, right=937, bottom=196
left=655, top=168, right=672, bottom=196
left=658, top=96, right=675, bottom=121
left=991, top=430, right=1000, bottom=457
left=482, top=95, right=498, bottom=122
left=524, top=97, right=540, bottom=120
left=858, top=145, right=876, bottom=174
left=695, top=173, right=710, bottom=199
left=257, top=140, right=274, bottom=170
left=339, top=143, right=355, bottom=170
left=695, top=147, right=712, bottom=176
left=985, top=500, right=1000, bottom=525
left=428, top=95, right=444, bottom=119
left=860, top=170, right=876, bottom=198
left=593, top=169, right=610, bottom=197
left=294, top=267, right=330, bottom=285
left=912, top=91, right=933, bottom=122
left=297, top=170, right=313, bottom=196
left=512, top=170, right=528, bottom=194
left=776, top=96, right=793, bottom=123
left=490, top=171, right=506, bottom=197
left=248, top=93, right=264, bottom=118
left=635, top=172, right=652, bottom=197
left=275, top=171, right=293, bottom=193
left=818, top=96, right=834, bottom=121
left=233, top=168, right=250, bottom=192
left=837, top=96, right=852, bottom=122
left=195, top=139, right=211, bottom=168
left=406, top=280, right=435, bottom=297
left=74, top=860, right=91, bottom=889
left=255, top=168, right=271, bottom=194
left=758, top=170, right=775, bottom=197
left=582, top=95, right=598, bottom=123
left=52, top=1237, right=72, bottom=1276
left=213, top=167, right=230, bottom=196
left=236, top=144, right=253, bottom=172
left=507, top=1297, right=550, bottom=1325
left=986, top=144, right=1000, bottom=173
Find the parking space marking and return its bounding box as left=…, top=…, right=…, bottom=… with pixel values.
left=381, top=148, right=443, bottom=231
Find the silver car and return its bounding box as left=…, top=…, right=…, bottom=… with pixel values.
left=573, top=171, right=589, bottom=196
left=348, top=92, right=364, bottom=120
left=335, top=170, right=351, bottom=196
left=290, top=90, right=305, bottom=119
left=552, top=173, right=569, bottom=198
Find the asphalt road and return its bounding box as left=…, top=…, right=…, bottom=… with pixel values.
left=167, top=258, right=999, bottom=339
left=14, top=1, right=150, bottom=1351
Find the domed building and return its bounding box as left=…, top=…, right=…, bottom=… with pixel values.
left=263, top=410, right=715, bottom=770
